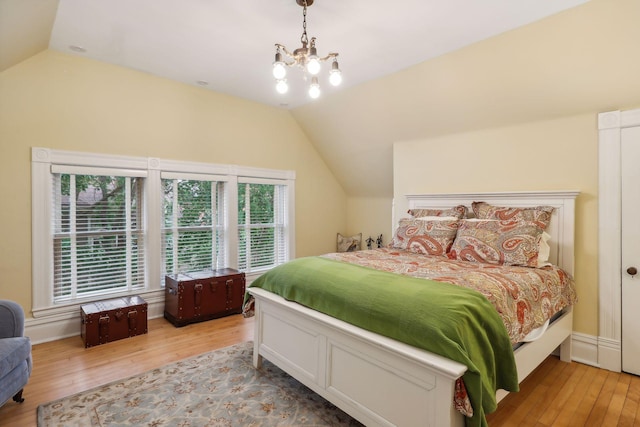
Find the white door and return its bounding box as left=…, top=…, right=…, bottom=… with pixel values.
left=621, top=125, right=640, bottom=375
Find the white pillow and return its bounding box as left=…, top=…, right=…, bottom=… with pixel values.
left=537, top=231, right=551, bottom=268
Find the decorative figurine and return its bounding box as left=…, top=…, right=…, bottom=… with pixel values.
left=366, top=236, right=374, bottom=250
left=376, top=234, right=383, bottom=248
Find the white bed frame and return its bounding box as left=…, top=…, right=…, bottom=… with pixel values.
left=249, top=191, right=579, bottom=426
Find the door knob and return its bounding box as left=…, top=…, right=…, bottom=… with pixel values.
left=627, top=267, right=637, bottom=276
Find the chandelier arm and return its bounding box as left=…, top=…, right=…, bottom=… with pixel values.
left=317, top=53, right=339, bottom=62
left=277, top=44, right=298, bottom=59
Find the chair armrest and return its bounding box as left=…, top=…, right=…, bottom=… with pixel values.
left=0, top=300, right=25, bottom=338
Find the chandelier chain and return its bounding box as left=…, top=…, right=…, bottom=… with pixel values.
left=300, top=0, right=308, bottom=45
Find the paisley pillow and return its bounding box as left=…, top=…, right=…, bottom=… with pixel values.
left=407, top=205, right=467, bottom=219
left=391, top=218, right=460, bottom=257
left=448, top=219, right=544, bottom=267
left=471, top=202, right=554, bottom=230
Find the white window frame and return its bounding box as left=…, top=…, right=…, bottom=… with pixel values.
left=31, top=148, right=295, bottom=319
left=50, top=166, right=147, bottom=301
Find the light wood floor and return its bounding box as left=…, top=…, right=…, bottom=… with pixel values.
left=1, top=315, right=639, bottom=426
left=487, top=353, right=640, bottom=427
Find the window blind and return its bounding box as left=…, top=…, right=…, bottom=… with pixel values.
left=161, top=178, right=227, bottom=279
left=52, top=173, right=145, bottom=302
left=238, top=182, right=288, bottom=272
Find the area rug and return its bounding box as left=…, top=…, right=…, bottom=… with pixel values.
left=37, top=341, right=362, bottom=426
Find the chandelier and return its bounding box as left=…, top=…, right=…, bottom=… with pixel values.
left=272, top=0, right=342, bottom=99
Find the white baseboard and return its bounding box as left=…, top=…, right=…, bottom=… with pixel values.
left=597, top=336, right=622, bottom=372
left=562, top=332, right=621, bottom=372
left=25, top=291, right=166, bottom=345
left=571, top=332, right=600, bottom=367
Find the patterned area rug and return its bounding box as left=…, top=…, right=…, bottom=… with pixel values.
left=37, top=341, right=362, bottom=426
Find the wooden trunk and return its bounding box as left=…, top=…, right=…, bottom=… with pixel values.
left=164, top=268, right=245, bottom=327
left=80, top=296, right=148, bottom=348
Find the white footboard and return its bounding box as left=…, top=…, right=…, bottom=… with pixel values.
left=250, top=287, right=467, bottom=427
left=250, top=287, right=574, bottom=427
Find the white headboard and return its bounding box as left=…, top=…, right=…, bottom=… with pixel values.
left=396, top=191, right=579, bottom=276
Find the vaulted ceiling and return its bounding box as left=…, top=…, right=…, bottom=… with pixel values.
left=2, top=0, right=607, bottom=197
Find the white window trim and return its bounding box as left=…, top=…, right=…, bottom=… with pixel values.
left=31, top=147, right=295, bottom=319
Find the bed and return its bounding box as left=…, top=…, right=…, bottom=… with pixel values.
left=246, top=191, right=578, bottom=427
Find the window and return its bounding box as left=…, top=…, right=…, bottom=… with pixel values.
left=51, top=169, right=146, bottom=302
left=31, top=148, right=295, bottom=317
left=161, top=175, right=227, bottom=278
left=238, top=180, right=289, bottom=272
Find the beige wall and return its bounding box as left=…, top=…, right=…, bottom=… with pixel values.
left=392, top=113, right=600, bottom=336
left=0, top=50, right=347, bottom=315
left=0, top=0, right=59, bottom=72
left=346, top=196, right=394, bottom=249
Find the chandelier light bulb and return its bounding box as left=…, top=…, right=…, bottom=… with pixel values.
left=306, top=49, right=321, bottom=75
left=306, top=57, right=321, bottom=75
left=329, top=70, right=342, bottom=86
left=273, top=62, right=287, bottom=80
left=273, top=52, right=287, bottom=79
left=308, top=77, right=321, bottom=99
left=329, top=60, right=342, bottom=86
left=276, top=79, right=289, bottom=94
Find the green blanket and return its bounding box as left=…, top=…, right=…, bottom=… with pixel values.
left=248, top=256, right=519, bottom=427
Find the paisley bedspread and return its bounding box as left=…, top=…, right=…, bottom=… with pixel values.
left=323, top=248, right=577, bottom=344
